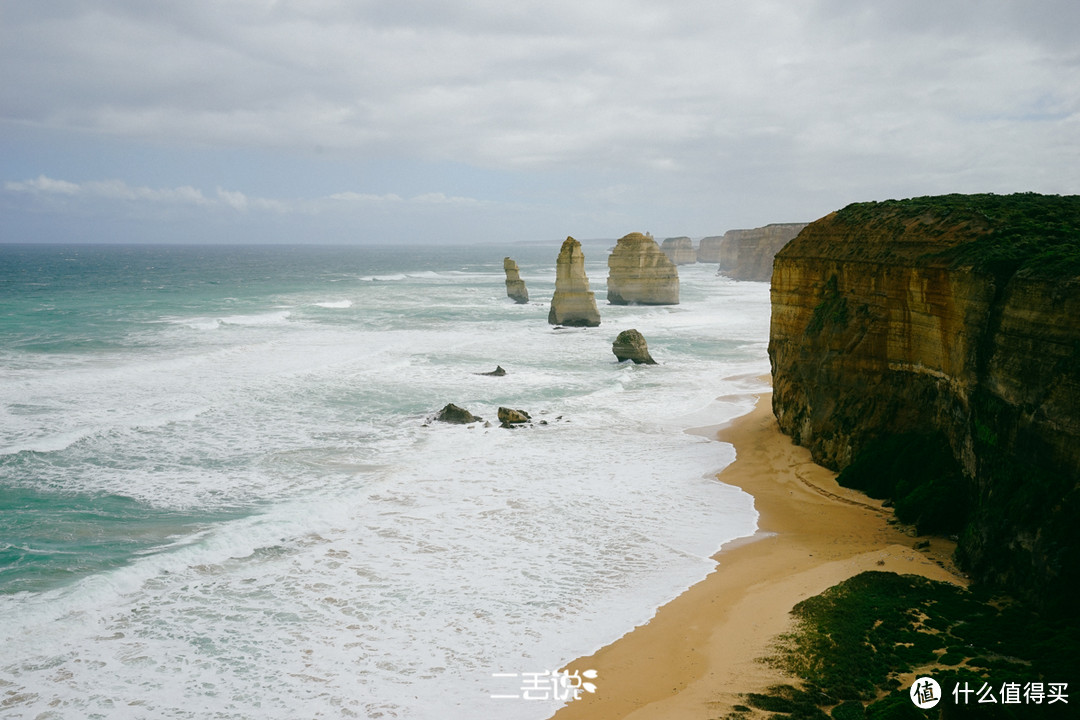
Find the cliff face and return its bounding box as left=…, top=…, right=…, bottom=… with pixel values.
left=548, top=236, right=601, bottom=327
left=606, top=232, right=679, bottom=305
left=769, top=194, right=1080, bottom=614
left=697, top=235, right=725, bottom=263
left=503, top=257, right=529, bottom=303
left=660, top=237, right=697, bottom=265
left=714, top=223, right=808, bottom=281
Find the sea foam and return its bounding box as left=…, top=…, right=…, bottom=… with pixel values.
left=0, top=248, right=771, bottom=719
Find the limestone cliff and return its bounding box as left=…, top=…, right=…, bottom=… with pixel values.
left=503, top=257, right=529, bottom=303
left=769, top=193, right=1080, bottom=615
left=711, top=223, right=808, bottom=281
left=660, top=237, right=696, bottom=265
left=548, top=236, right=601, bottom=327
left=696, top=235, right=726, bottom=263
left=606, top=232, right=679, bottom=305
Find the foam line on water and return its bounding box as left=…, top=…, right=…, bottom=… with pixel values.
left=0, top=248, right=773, bottom=719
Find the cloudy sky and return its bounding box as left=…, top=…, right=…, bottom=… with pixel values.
left=2, top=0, right=1078, bottom=244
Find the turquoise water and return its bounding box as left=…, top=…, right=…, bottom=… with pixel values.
left=0, top=242, right=770, bottom=719
left=2, top=244, right=532, bottom=597
left=0, top=485, right=242, bottom=594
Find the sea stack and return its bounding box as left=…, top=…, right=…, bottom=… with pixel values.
left=660, top=236, right=697, bottom=265
left=548, top=237, right=601, bottom=327
left=612, top=329, right=656, bottom=364
left=606, top=232, right=679, bottom=305
left=503, top=257, right=529, bottom=303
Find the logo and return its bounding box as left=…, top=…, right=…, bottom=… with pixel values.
left=911, top=677, right=941, bottom=709
left=490, top=669, right=599, bottom=702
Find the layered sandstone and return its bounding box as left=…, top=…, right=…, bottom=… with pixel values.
left=696, top=235, right=726, bottom=263
left=713, top=223, right=808, bottom=281
left=768, top=194, right=1080, bottom=614
left=660, top=236, right=696, bottom=265
left=503, top=257, right=529, bottom=303
left=606, top=232, right=679, bottom=305
left=548, top=236, right=601, bottom=327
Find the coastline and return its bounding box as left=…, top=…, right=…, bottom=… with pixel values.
left=551, top=390, right=966, bottom=719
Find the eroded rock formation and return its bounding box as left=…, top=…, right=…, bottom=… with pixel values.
left=696, top=235, right=726, bottom=263
left=497, top=407, right=531, bottom=427
left=606, top=232, right=679, bottom=305
left=711, top=223, right=808, bottom=281
left=612, top=329, right=656, bottom=364
left=660, top=236, right=696, bottom=265
left=503, top=257, right=529, bottom=303
left=769, top=194, right=1080, bottom=614
left=434, top=404, right=482, bottom=424
left=548, top=237, right=601, bottom=327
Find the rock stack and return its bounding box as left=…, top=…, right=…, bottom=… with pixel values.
left=548, top=237, right=601, bottom=327
left=606, top=232, right=679, bottom=305
left=497, top=407, right=531, bottom=427
left=503, top=257, right=529, bottom=303
left=660, top=237, right=697, bottom=265
left=433, top=404, right=482, bottom=424
left=612, top=329, right=656, bottom=364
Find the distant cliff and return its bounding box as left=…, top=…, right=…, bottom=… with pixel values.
left=660, top=237, right=696, bottom=265
left=607, top=232, right=679, bottom=305
left=701, top=223, right=807, bottom=281
left=696, top=235, right=726, bottom=263
left=769, top=193, right=1080, bottom=615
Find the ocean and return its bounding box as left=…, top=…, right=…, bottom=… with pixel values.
left=0, top=242, right=770, bottom=719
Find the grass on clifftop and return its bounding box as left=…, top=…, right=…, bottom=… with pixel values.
left=834, top=193, right=1080, bottom=278
left=722, top=572, right=1080, bottom=720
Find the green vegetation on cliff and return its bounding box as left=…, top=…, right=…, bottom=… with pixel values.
left=837, top=433, right=966, bottom=535
left=726, top=572, right=1080, bottom=720
left=834, top=192, right=1080, bottom=277
left=770, top=191, right=1080, bottom=619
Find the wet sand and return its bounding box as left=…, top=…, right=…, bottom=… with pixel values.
left=551, top=392, right=964, bottom=719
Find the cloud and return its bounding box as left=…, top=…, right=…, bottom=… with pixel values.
left=1, top=173, right=517, bottom=243
left=5, top=176, right=81, bottom=195
left=7, top=1, right=1074, bottom=173
left=1, top=1, right=1078, bottom=241
left=6, top=175, right=209, bottom=206
left=5, top=174, right=491, bottom=216
left=327, top=191, right=404, bottom=204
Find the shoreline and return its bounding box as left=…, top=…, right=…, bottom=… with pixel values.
left=550, top=391, right=965, bottom=719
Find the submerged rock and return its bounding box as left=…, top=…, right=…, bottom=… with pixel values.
left=548, top=237, right=601, bottom=327
left=497, top=407, right=531, bottom=427
left=606, top=232, right=679, bottom=305
left=503, top=257, right=529, bottom=303
left=478, top=365, right=507, bottom=376
left=612, top=329, right=657, bottom=364
left=434, top=403, right=482, bottom=424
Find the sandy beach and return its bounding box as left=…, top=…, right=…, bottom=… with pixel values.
left=551, top=391, right=966, bottom=720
